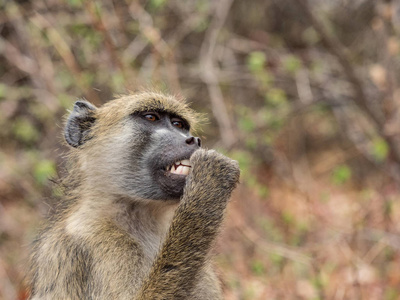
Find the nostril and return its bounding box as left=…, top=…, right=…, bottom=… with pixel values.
left=185, top=137, right=195, bottom=145
left=185, top=137, right=201, bottom=147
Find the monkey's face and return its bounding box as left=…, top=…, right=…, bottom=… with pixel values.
left=65, top=97, right=202, bottom=202
left=133, top=111, right=201, bottom=200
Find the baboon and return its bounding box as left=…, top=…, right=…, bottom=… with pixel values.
left=28, top=92, right=240, bottom=299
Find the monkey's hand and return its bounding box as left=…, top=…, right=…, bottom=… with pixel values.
left=185, top=149, right=240, bottom=204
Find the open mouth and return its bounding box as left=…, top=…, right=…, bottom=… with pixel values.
left=155, top=150, right=197, bottom=199
left=165, top=159, right=192, bottom=176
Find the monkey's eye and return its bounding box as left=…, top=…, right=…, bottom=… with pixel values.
left=171, top=118, right=186, bottom=129
left=142, top=113, right=159, bottom=122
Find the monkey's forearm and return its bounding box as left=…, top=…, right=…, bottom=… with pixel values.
left=137, top=194, right=228, bottom=299
left=137, top=149, right=240, bottom=299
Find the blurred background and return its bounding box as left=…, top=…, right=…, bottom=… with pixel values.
left=1, top=0, right=400, bottom=299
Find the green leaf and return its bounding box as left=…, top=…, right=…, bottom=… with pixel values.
left=331, top=165, right=351, bottom=185
left=372, top=137, right=389, bottom=162
left=250, top=260, right=265, bottom=276
left=81, top=72, right=95, bottom=87
left=58, top=94, right=74, bottom=109
left=283, top=55, right=302, bottom=74
left=269, top=253, right=284, bottom=266
left=245, top=136, right=257, bottom=150
left=257, top=185, right=269, bottom=198
left=149, top=0, right=166, bottom=10
left=111, top=72, right=125, bottom=91
left=247, top=51, right=266, bottom=72
left=265, top=88, right=287, bottom=107
left=67, top=0, right=82, bottom=7
left=282, top=210, right=294, bottom=225
left=195, top=19, right=209, bottom=32
left=34, top=159, right=56, bottom=185
left=230, top=150, right=252, bottom=172
left=238, top=116, right=256, bottom=132
left=13, top=118, right=39, bottom=143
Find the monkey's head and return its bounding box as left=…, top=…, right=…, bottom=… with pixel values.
left=64, top=92, right=203, bottom=201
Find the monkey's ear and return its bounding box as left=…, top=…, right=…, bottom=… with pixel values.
left=65, top=100, right=97, bottom=148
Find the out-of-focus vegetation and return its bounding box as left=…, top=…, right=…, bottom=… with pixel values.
left=1, top=0, right=400, bottom=299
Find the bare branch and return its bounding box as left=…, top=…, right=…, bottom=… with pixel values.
left=294, top=0, right=400, bottom=165
left=199, top=0, right=236, bottom=148
left=294, top=0, right=383, bottom=128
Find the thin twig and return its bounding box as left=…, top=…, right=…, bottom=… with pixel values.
left=85, top=2, right=125, bottom=72
left=236, top=224, right=312, bottom=265
left=128, top=2, right=182, bottom=93
left=30, top=11, right=101, bottom=104
left=199, top=0, right=236, bottom=148
left=0, top=37, right=38, bottom=74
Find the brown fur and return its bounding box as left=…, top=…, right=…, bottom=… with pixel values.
left=28, top=92, right=240, bottom=299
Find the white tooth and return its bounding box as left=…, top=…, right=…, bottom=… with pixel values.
left=180, top=159, right=191, bottom=167
left=176, top=165, right=184, bottom=174
left=170, top=165, right=190, bottom=175
left=181, top=166, right=190, bottom=175
left=171, top=165, right=176, bottom=173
